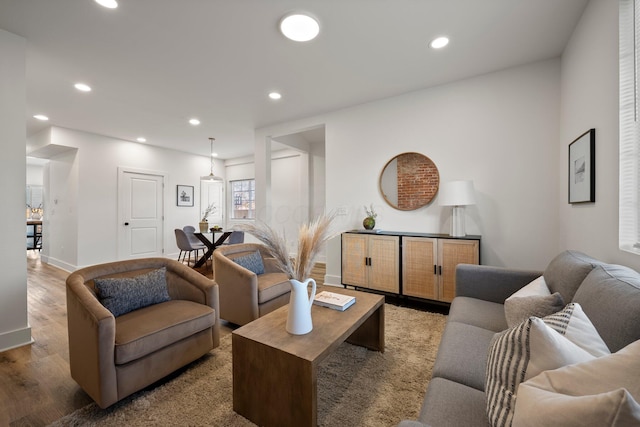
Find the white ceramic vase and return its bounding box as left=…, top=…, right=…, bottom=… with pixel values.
left=286, top=278, right=317, bottom=335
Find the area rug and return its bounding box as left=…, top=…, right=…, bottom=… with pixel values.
left=50, top=304, right=446, bottom=427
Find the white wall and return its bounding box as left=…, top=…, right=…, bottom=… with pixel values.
left=271, top=152, right=304, bottom=254
left=225, top=148, right=326, bottom=257
left=309, top=142, right=326, bottom=219
left=258, top=59, right=562, bottom=283
left=559, top=0, right=640, bottom=270
left=45, top=148, right=79, bottom=270
left=0, top=29, right=31, bottom=352
left=32, top=126, right=225, bottom=270
left=26, top=163, right=44, bottom=186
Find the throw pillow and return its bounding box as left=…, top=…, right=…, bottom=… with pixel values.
left=542, top=302, right=610, bottom=357
left=504, top=292, right=565, bottom=328
left=95, top=267, right=170, bottom=317
left=232, top=250, right=265, bottom=275
left=506, top=275, right=550, bottom=300
left=513, top=339, right=640, bottom=427
left=485, top=317, right=595, bottom=427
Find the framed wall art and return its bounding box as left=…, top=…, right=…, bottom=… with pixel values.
left=568, top=128, right=595, bottom=204
left=177, top=185, right=194, bottom=207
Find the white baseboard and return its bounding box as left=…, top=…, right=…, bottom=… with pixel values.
left=0, top=326, right=33, bottom=353
left=324, top=274, right=342, bottom=287
left=41, top=255, right=74, bottom=272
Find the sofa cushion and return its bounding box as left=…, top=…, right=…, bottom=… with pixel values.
left=573, top=264, right=640, bottom=352
left=232, top=250, right=265, bottom=275
left=419, top=377, right=489, bottom=427
left=432, top=322, right=496, bottom=391
left=447, top=297, right=508, bottom=332
left=485, top=317, right=595, bottom=427
left=513, top=339, right=640, bottom=427
left=95, top=267, right=171, bottom=317
left=543, top=250, right=599, bottom=302
left=257, top=272, right=291, bottom=304
left=114, top=299, right=215, bottom=364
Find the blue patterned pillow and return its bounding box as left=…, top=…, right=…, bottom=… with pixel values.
left=95, top=267, right=171, bottom=317
left=232, top=250, right=265, bottom=275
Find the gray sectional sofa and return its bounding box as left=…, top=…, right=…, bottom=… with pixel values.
left=399, top=250, right=640, bottom=427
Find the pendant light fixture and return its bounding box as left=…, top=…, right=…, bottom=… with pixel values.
left=201, top=137, right=223, bottom=181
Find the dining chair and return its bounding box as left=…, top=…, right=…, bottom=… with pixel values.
left=183, top=225, right=203, bottom=246
left=224, top=231, right=245, bottom=245
left=175, top=228, right=207, bottom=266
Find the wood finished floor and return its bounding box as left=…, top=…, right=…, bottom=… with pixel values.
left=0, top=252, right=327, bottom=427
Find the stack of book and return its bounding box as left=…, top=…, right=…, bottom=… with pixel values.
left=313, top=291, right=356, bottom=311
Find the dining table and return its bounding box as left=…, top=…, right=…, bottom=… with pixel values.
left=193, top=231, right=233, bottom=268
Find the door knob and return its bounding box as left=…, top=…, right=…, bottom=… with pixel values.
left=124, top=222, right=129, bottom=226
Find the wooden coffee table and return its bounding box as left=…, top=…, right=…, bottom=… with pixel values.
left=232, top=288, right=384, bottom=427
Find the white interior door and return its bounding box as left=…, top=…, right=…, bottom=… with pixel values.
left=118, top=170, right=164, bottom=259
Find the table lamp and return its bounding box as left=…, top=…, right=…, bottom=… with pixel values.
left=439, top=180, right=476, bottom=237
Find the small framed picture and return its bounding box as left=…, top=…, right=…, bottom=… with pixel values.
left=177, top=185, right=194, bottom=207
left=568, top=129, right=595, bottom=204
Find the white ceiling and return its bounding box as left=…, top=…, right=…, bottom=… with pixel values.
left=1, top=0, right=588, bottom=159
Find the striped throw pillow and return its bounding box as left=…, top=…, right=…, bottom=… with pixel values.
left=485, top=317, right=595, bottom=427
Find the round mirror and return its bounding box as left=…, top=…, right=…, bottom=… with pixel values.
left=379, top=152, right=440, bottom=210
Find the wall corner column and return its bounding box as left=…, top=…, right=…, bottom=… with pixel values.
left=255, top=136, right=272, bottom=222
left=0, top=29, right=32, bottom=352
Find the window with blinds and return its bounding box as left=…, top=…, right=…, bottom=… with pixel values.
left=620, top=0, right=640, bottom=254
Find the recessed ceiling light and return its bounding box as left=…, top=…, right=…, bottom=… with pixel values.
left=94, top=0, right=118, bottom=9
left=189, top=118, right=201, bottom=126
left=269, top=92, right=282, bottom=100
left=211, top=152, right=219, bottom=157
left=429, top=36, right=450, bottom=49
left=136, top=137, right=147, bottom=143
left=279, top=13, right=320, bottom=42
left=33, top=114, right=49, bottom=121
left=74, top=83, right=92, bottom=92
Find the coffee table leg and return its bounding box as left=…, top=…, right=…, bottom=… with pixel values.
left=346, top=303, right=385, bottom=352
left=233, top=335, right=316, bottom=427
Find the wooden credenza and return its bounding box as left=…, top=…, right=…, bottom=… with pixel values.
left=341, top=231, right=480, bottom=303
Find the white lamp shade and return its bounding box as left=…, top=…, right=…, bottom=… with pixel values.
left=439, top=180, right=476, bottom=206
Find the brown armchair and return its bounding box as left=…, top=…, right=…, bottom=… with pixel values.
left=214, top=243, right=291, bottom=325
left=66, top=257, right=220, bottom=408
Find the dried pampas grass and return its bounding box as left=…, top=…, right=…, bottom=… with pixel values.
left=239, top=212, right=337, bottom=281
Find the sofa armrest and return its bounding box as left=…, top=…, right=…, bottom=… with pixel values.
left=456, top=264, right=543, bottom=304
left=165, top=260, right=218, bottom=307
left=66, top=273, right=118, bottom=408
